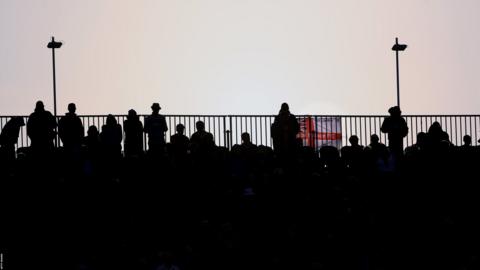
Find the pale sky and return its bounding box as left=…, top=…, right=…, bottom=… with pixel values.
left=1, top=0, right=479, bottom=115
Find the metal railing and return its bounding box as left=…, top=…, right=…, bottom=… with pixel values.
left=1, top=114, right=479, bottom=151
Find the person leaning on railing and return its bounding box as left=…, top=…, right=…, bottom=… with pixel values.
left=0, top=116, right=25, bottom=161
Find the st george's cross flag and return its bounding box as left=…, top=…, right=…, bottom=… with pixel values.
left=297, top=116, right=342, bottom=149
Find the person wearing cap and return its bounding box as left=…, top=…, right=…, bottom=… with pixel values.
left=144, top=103, right=168, bottom=155
left=381, top=106, right=408, bottom=161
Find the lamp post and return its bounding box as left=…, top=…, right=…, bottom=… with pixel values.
left=392, top=37, right=407, bottom=108
left=47, top=36, right=62, bottom=147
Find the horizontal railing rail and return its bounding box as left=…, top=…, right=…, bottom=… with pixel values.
left=1, top=114, right=479, bottom=152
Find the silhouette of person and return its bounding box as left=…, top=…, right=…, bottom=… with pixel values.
left=271, top=103, right=300, bottom=156
left=380, top=106, right=408, bottom=159
left=239, top=132, right=258, bottom=171
left=365, top=134, right=390, bottom=170
left=0, top=116, right=25, bottom=161
left=27, top=101, right=57, bottom=155
left=190, top=120, right=215, bottom=155
left=427, top=121, right=449, bottom=146
left=58, top=103, right=84, bottom=156
left=240, top=132, right=257, bottom=157
left=341, top=135, right=364, bottom=170
left=170, top=123, right=190, bottom=157
left=123, top=109, right=144, bottom=158
left=84, top=125, right=101, bottom=158
left=144, top=103, right=168, bottom=155
left=100, top=114, right=123, bottom=159
left=461, top=135, right=472, bottom=148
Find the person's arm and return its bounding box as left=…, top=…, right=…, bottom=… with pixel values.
left=162, top=117, right=168, bottom=132
left=380, top=118, right=389, bottom=133
left=292, top=115, right=300, bottom=134
left=401, top=118, right=409, bottom=137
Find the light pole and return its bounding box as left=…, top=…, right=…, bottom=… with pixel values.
left=392, top=37, right=407, bottom=108
left=47, top=36, right=62, bottom=147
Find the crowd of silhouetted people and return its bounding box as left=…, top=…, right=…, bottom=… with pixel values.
left=1, top=102, right=480, bottom=269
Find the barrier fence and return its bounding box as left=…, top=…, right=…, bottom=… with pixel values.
left=1, top=114, right=479, bottom=151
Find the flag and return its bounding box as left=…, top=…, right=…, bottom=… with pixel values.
left=297, top=116, right=342, bottom=149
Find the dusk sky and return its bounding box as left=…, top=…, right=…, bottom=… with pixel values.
left=1, top=0, right=479, bottom=115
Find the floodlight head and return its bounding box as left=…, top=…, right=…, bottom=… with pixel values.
left=47, top=37, right=62, bottom=49
left=392, top=43, right=407, bottom=51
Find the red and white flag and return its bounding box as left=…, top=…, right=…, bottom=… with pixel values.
left=297, top=116, right=342, bottom=149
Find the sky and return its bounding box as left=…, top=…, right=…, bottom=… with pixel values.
left=1, top=0, right=479, bottom=116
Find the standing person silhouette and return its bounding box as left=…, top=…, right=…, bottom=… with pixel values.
left=123, top=109, right=144, bottom=158
left=381, top=106, right=408, bottom=162
left=58, top=103, right=84, bottom=158
left=27, top=101, right=57, bottom=157
left=271, top=103, right=300, bottom=158
left=144, top=103, right=168, bottom=156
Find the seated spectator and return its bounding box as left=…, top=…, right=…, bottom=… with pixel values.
left=239, top=132, right=257, bottom=157
left=341, top=135, right=364, bottom=170
left=100, top=114, right=123, bottom=159
left=190, top=121, right=215, bottom=156
left=170, top=123, right=190, bottom=156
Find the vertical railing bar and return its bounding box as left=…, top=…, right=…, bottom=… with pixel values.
left=469, top=116, right=473, bottom=145
left=257, top=117, right=261, bottom=146
left=316, top=116, right=319, bottom=149
left=269, top=116, right=272, bottom=148
left=454, top=116, right=458, bottom=146
left=235, top=116, right=238, bottom=146
left=20, top=118, right=25, bottom=148
left=475, top=116, right=478, bottom=146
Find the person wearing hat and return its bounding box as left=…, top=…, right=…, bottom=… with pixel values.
left=144, top=103, right=168, bottom=155
left=381, top=106, right=408, bottom=162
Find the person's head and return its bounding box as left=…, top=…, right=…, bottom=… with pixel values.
left=176, top=123, right=185, bottom=134
left=68, top=103, right=76, bottom=113
left=463, top=135, right=472, bottom=146
left=35, top=100, right=45, bottom=112
left=428, top=121, right=442, bottom=134
left=370, top=134, right=379, bottom=144
left=241, top=132, right=251, bottom=144
left=280, top=102, right=290, bottom=113
left=388, top=106, right=401, bottom=117
left=196, top=121, right=205, bottom=131
left=106, top=114, right=117, bottom=126
left=151, top=103, right=161, bottom=114
left=417, top=132, right=427, bottom=146
left=349, top=135, right=359, bottom=146
left=87, top=125, right=98, bottom=137
left=127, top=109, right=137, bottom=119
